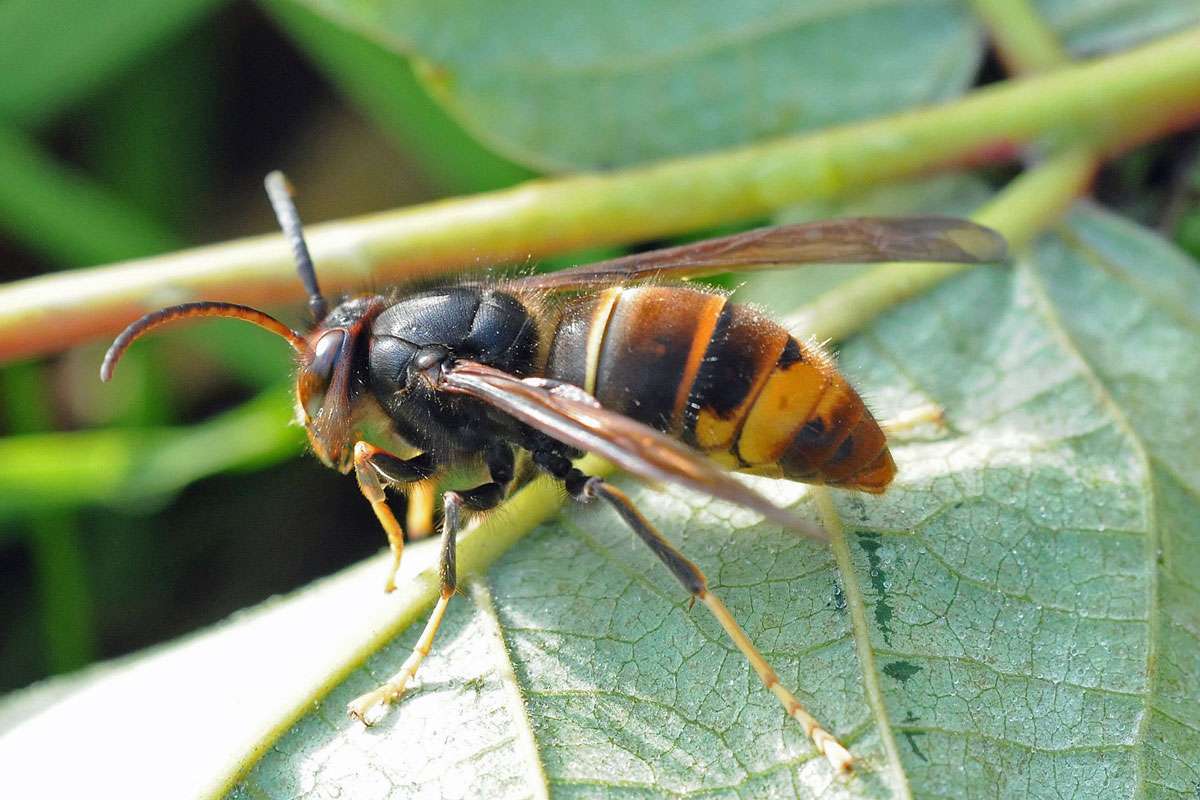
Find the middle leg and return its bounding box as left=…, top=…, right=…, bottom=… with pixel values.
left=405, top=480, right=438, bottom=540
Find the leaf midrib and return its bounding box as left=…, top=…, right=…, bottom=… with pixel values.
left=470, top=580, right=552, bottom=800
left=820, top=487, right=913, bottom=798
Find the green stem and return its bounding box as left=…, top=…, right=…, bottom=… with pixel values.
left=0, top=363, right=95, bottom=672
left=970, top=0, right=1070, bottom=73
left=792, top=0, right=1095, bottom=341
left=2, top=27, right=1199, bottom=362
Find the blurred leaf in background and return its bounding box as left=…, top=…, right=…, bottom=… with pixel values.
left=0, top=0, right=540, bottom=698
left=0, top=0, right=1198, bottom=798
left=295, top=0, right=986, bottom=170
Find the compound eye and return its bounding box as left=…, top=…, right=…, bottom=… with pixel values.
left=310, top=330, right=346, bottom=382
left=302, top=329, right=346, bottom=420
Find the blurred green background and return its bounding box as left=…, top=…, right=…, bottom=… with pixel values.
left=0, top=0, right=543, bottom=694
left=1, top=0, right=1198, bottom=698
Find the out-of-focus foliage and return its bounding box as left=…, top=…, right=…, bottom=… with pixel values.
left=297, top=0, right=986, bottom=170
left=0, top=0, right=223, bottom=124
left=292, top=0, right=1200, bottom=170
left=0, top=1, right=1198, bottom=798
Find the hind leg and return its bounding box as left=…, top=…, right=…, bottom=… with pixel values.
left=586, top=476, right=851, bottom=772
left=534, top=447, right=853, bottom=773
left=881, top=403, right=944, bottom=437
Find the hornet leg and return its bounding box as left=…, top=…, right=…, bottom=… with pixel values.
left=534, top=448, right=853, bottom=773
left=353, top=442, right=435, bottom=593
left=347, top=446, right=513, bottom=724
left=405, top=480, right=438, bottom=540
left=881, top=403, right=945, bottom=438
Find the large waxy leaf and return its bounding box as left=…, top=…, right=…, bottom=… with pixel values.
left=227, top=204, right=1198, bottom=797
left=275, top=0, right=1200, bottom=176
left=264, top=0, right=536, bottom=194
left=294, top=0, right=984, bottom=170
left=1, top=204, right=1196, bottom=797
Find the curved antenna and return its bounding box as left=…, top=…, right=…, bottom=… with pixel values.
left=265, top=170, right=328, bottom=322
left=101, top=301, right=309, bottom=382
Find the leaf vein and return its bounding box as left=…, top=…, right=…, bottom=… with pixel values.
left=818, top=488, right=914, bottom=796
left=469, top=581, right=552, bottom=800
left=1020, top=253, right=1163, bottom=799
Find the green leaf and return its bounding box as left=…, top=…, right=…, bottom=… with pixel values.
left=1035, top=0, right=1200, bottom=55
left=264, top=0, right=536, bottom=194
left=2, top=204, right=1195, bottom=797
left=295, top=0, right=983, bottom=170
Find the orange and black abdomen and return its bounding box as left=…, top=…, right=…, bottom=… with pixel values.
left=544, top=286, right=895, bottom=493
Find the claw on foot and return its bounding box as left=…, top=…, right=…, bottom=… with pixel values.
left=383, top=553, right=401, bottom=594
left=348, top=684, right=406, bottom=726
left=813, top=729, right=854, bottom=774
left=348, top=594, right=451, bottom=726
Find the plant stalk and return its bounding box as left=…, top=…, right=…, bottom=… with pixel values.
left=970, top=0, right=1070, bottom=73
left=1, top=27, right=1199, bottom=362
left=794, top=1, right=1090, bottom=340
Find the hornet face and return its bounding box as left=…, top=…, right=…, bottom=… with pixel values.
left=295, top=297, right=382, bottom=473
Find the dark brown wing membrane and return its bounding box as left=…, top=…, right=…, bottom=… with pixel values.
left=437, top=360, right=828, bottom=542
left=507, top=216, right=1007, bottom=292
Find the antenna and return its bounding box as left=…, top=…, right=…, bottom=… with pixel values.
left=101, top=302, right=309, bottom=382
left=265, top=171, right=328, bottom=322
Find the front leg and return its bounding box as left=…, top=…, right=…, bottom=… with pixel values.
left=352, top=442, right=435, bottom=593
left=347, top=444, right=514, bottom=724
